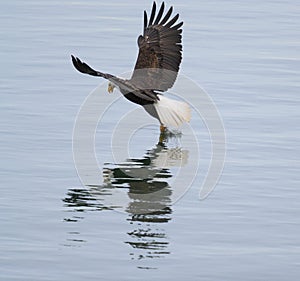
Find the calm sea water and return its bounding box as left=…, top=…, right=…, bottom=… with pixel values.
left=1, top=0, right=299, bottom=280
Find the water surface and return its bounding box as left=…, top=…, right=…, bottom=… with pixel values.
left=1, top=0, right=299, bottom=280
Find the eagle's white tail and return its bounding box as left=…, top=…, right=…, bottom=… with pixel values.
left=154, top=95, right=191, bottom=128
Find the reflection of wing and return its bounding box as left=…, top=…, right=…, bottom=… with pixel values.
left=103, top=143, right=188, bottom=183
left=152, top=147, right=189, bottom=168
left=131, top=2, right=183, bottom=91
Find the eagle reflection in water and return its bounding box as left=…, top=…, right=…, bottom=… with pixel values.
left=63, top=132, right=188, bottom=264
left=103, top=132, right=187, bottom=212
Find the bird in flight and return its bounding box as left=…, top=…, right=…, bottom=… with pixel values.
left=71, top=1, right=190, bottom=132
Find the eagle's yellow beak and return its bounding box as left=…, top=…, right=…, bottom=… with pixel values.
left=108, top=84, right=114, bottom=93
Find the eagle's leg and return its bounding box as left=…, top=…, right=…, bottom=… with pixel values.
left=160, top=124, right=166, bottom=133
left=159, top=125, right=167, bottom=144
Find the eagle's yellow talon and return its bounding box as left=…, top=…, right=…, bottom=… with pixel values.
left=160, top=125, right=166, bottom=133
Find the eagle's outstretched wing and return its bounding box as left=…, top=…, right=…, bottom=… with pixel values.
left=71, top=55, right=114, bottom=80
left=130, top=2, right=183, bottom=92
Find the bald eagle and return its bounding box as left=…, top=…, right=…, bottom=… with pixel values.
left=71, top=2, right=190, bottom=132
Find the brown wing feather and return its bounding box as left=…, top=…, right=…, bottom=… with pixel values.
left=130, top=2, right=183, bottom=92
